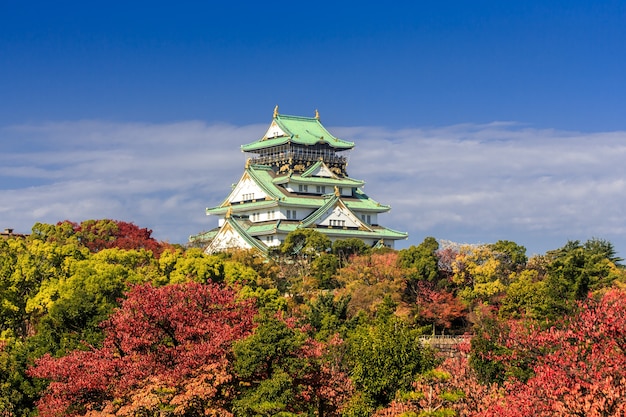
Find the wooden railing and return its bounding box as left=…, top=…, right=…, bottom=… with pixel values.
left=418, top=335, right=471, bottom=357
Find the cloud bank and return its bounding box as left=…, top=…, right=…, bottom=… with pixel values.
left=1, top=120, right=625, bottom=256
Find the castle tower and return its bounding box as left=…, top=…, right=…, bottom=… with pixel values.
left=192, top=107, right=407, bottom=254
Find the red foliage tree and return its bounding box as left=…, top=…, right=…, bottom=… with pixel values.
left=479, top=288, right=626, bottom=417
left=66, top=219, right=168, bottom=257
left=373, top=353, right=499, bottom=417
left=29, top=282, right=257, bottom=417
left=416, top=281, right=467, bottom=334
left=296, top=333, right=354, bottom=416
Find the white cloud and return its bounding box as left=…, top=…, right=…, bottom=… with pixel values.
left=1, top=120, right=625, bottom=257
left=336, top=123, right=626, bottom=255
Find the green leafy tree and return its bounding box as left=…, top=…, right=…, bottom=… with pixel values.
left=280, top=229, right=332, bottom=258
left=311, top=253, right=341, bottom=290
left=488, top=240, right=528, bottom=272
left=332, top=238, right=369, bottom=267
left=398, top=237, right=440, bottom=284
left=0, top=336, right=47, bottom=417
left=305, top=292, right=353, bottom=340
left=233, top=314, right=352, bottom=417
left=345, top=313, right=435, bottom=409
left=499, top=269, right=548, bottom=319
left=541, top=239, right=624, bottom=318
left=159, top=247, right=226, bottom=285
left=273, top=229, right=333, bottom=292
left=26, top=253, right=134, bottom=357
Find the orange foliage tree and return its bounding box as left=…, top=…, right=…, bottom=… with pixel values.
left=335, top=252, right=406, bottom=317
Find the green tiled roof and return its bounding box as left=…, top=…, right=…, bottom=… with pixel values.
left=200, top=215, right=406, bottom=254
left=240, top=218, right=407, bottom=242
left=241, top=113, right=354, bottom=152
left=225, top=217, right=269, bottom=253
left=300, top=195, right=339, bottom=228
left=300, top=160, right=336, bottom=178
left=246, top=165, right=285, bottom=200
left=310, top=226, right=407, bottom=240
left=188, top=228, right=219, bottom=243
left=206, top=199, right=279, bottom=215
left=273, top=173, right=364, bottom=188
left=206, top=164, right=390, bottom=216
left=249, top=164, right=383, bottom=209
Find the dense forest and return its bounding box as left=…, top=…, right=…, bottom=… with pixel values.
left=1, top=219, right=625, bottom=416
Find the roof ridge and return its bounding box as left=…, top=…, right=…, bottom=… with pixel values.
left=276, top=113, right=318, bottom=121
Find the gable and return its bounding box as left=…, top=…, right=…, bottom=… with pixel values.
left=301, top=160, right=338, bottom=179
left=262, top=121, right=287, bottom=140
left=204, top=222, right=252, bottom=253
left=228, top=173, right=268, bottom=204
left=317, top=204, right=361, bottom=228
left=314, top=163, right=335, bottom=178
left=302, top=199, right=372, bottom=231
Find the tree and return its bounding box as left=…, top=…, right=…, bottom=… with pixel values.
left=373, top=354, right=500, bottom=417
left=398, top=237, right=440, bottom=284
left=345, top=314, right=435, bottom=409
left=25, top=247, right=167, bottom=357
left=498, top=269, right=548, bottom=320
left=31, top=220, right=169, bottom=258
left=415, top=282, right=466, bottom=334
left=452, top=245, right=508, bottom=307
left=332, top=238, right=369, bottom=267
left=311, top=253, right=341, bottom=290
left=232, top=314, right=352, bottom=417
left=541, top=239, right=624, bottom=319
left=479, top=288, right=626, bottom=417
left=280, top=229, right=332, bottom=258
left=159, top=247, right=226, bottom=285
left=334, top=252, right=406, bottom=318
left=305, top=292, right=353, bottom=340
left=29, top=282, right=256, bottom=417
left=274, top=229, right=333, bottom=289
left=488, top=240, right=527, bottom=272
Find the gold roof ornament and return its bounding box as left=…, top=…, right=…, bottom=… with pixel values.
left=245, top=158, right=251, bottom=169
left=225, top=207, right=232, bottom=219
left=273, top=105, right=279, bottom=118
left=315, top=109, right=320, bottom=119
left=334, top=185, right=340, bottom=197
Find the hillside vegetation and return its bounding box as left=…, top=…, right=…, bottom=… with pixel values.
left=1, top=220, right=625, bottom=416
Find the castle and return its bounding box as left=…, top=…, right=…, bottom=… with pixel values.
left=191, top=107, right=407, bottom=254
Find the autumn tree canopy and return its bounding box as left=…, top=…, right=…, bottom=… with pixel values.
left=29, top=282, right=257, bottom=417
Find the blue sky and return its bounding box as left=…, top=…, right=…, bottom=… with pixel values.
left=2, top=1, right=626, bottom=257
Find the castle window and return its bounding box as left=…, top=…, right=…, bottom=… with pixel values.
left=316, top=185, right=326, bottom=194
left=298, top=184, right=308, bottom=193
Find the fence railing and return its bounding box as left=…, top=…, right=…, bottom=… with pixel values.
left=418, top=335, right=472, bottom=357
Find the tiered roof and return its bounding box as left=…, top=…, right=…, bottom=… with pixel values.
left=195, top=108, right=407, bottom=253
left=206, top=164, right=390, bottom=215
